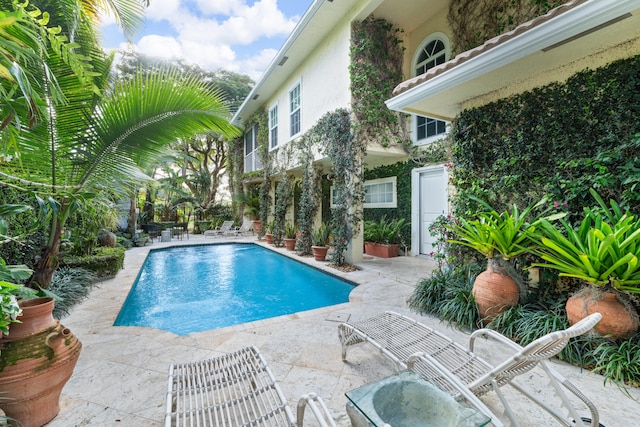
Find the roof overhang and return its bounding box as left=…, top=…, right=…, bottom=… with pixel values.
left=386, top=0, right=640, bottom=120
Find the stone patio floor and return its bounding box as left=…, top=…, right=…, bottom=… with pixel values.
left=48, top=233, right=640, bottom=426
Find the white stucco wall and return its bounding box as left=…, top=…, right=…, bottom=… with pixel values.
left=266, top=21, right=351, bottom=160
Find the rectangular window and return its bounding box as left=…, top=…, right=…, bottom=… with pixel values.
left=269, top=105, right=278, bottom=149
left=363, top=177, right=397, bottom=208
left=331, top=177, right=397, bottom=208
left=416, top=116, right=447, bottom=141
left=243, top=124, right=262, bottom=173
left=289, top=82, right=301, bottom=136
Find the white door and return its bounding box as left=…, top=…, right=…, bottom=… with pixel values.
left=412, top=166, right=447, bottom=256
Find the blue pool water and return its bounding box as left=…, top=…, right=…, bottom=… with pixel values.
left=114, top=243, right=355, bottom=335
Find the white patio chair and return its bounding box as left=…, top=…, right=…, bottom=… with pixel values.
left=339, top=311, right=602, bottom=427
left=225, top=218, right=253, bottom=237
left=165, top=346, right=336, bottom=427
left=203, top=220, right=234, bottom=237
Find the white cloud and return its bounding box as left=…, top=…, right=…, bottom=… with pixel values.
left=127, top=0, right=300, bottom=76
left=137, top=35, right=183, bottom=60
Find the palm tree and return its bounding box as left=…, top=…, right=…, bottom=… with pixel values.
left=0, top=1, right=240, bottom=288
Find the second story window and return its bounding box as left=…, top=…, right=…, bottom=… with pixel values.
left=269, top=105, right=278, bottom=149
left=289, top=82, right=301, bottom=137
left=413, top=34, right=450, bottom=144
left=244, top=123, right=262, bottom=173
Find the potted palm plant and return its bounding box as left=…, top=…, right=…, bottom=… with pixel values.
left=363, top=216, right=408, bottom=258
left=284, top=222, right=298, bottom=251
left=531, top=189, right=640, bottom=339
left=311, top=223, right=331, bottom=261
left=264, top=221, right=276, bottom=245
left=447, top=198, right=556, bottom=323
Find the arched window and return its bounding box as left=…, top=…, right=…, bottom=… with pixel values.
left=412, top=33, right=450, bottom=143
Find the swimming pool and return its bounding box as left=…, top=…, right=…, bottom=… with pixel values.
left=114, top=243, right=355, bottom=335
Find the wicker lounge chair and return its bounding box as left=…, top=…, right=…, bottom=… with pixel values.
left=165, top=346, right=337, bottom=427
left=203, top=220, right=234, bottom=237
left=339, top=311, right=602, bottom=427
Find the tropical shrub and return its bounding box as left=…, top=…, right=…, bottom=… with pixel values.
left=61, top=247, right=125, bottom=278
left=363, top=216, right=408, bottom=245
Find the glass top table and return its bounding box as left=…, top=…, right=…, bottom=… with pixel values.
left=345, top=370, right=492, bottom=427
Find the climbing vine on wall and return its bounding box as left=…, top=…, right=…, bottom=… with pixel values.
left=315, top=109, right=362, bottom=265
left=448, top=0, right=565, bottom=54
left=450, top=55, right=640, bottom=222
left=350, top=16, right=408, bottom=148
left=292, top=133, right=322, bottom=255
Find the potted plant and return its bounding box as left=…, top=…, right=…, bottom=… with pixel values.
left=264, top=221, right=276, bottom=245
left=311, top=223, right=331, bottom=261
left=234, top=190, right=261, bottom=233
left=447, top=198, right=555, bottom=323
left=283, top=222, right=298, bottom=251
left=363, top=216, right=408, bottom=258
left=0, top=259, right=82, bottom=427
left=531, top=189, right=640, bottom=339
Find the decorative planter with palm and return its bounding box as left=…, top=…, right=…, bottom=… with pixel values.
left=532, top=190, right=640, bottom=339
left=284, top=222, right=298, bottom=251
left=363, top=216, right=408, bottom=258
left=311, top=223, right=331, bottom=261
left=264, top=221, right=275, bottom=245
left=447, top=199, right=553, bottom=323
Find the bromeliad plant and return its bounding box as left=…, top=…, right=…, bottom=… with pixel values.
left=531, top=189, right=640, bottom=293
left=311, top=223, right=331, bottom=247
left=447, top=197, right=559, bottom=261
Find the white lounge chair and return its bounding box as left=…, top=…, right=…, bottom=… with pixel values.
left=339, top=311, right=602, bottom=427
left=224, top=218, right=254, bottom=237
left=165, top=346, right=336, bottom=427
left=203, top=220, right=234, bottom=237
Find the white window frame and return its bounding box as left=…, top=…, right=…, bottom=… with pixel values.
left=363, top=177, right=397, bottom=208
left=269, top=104, right=278, bottom=150
left=411, top=33, right=451, bottom=146
left=330, top=177, right=397, bottom=208
left=289, top=81, right=301, bottom=137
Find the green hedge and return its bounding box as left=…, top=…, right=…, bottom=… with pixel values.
left=447, top=54, right=640, bottom=301
left=62, top=246, right=125, bottom=278
left=364, top=161, right=413, bottom=248
left=451, top=54, right=640, bottom=221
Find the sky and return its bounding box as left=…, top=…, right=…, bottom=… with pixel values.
left=100, top=0, right=315, bottom=82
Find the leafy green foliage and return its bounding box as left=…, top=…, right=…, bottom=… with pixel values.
left=407, top=264, right=482, bottom=331
left=532, top=190, right=640, bottom=292
left=451, top=56, right=640, bottom=221
left=311, top=223, right=331, bottom=247
left=350, top=17, right=407, bottom=147
left=61, top=247, right=124, bottom=278
left=47, top=267, right=97, bottom=319
left=447, top=197, right=555, bottom=260
left=316, top=109, right=360, bottom=265
left=363, top=216, right=408, bottom=245
left=284, top=222, right=297, bottom=239
left=591, top=334, right=640, bottom=387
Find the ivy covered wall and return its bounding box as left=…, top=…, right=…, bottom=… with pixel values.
left=450, top=55, right=640, bottom=220
left=363, top=162, right=413, bottom=248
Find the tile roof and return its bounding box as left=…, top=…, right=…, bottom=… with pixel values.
left=392, top=0, right=588, bottom=96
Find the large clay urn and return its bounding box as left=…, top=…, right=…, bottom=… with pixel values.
left=566, top=287, right=639, bottom=339
left=0, top=297, right=82, bottom=427
left=472, top=258, right=520, bottom=324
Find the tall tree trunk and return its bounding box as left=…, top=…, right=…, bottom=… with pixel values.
left=28, top=217, right=63, bottom=289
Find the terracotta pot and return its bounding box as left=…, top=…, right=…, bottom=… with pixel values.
left=364, top=242, right=399, bottom=258
left=252, top=220, right=261, bottom=234
left=472, top=263, right=519, bottom=324
left=566, top=288, right=639, bottom=339
left=312, top=245, right=329, bottom=261
left=265, top=234, right=273, bottom=245
left=0, top=297, right=82, bottom=427
left=283, top=237, right=297, bottom=251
